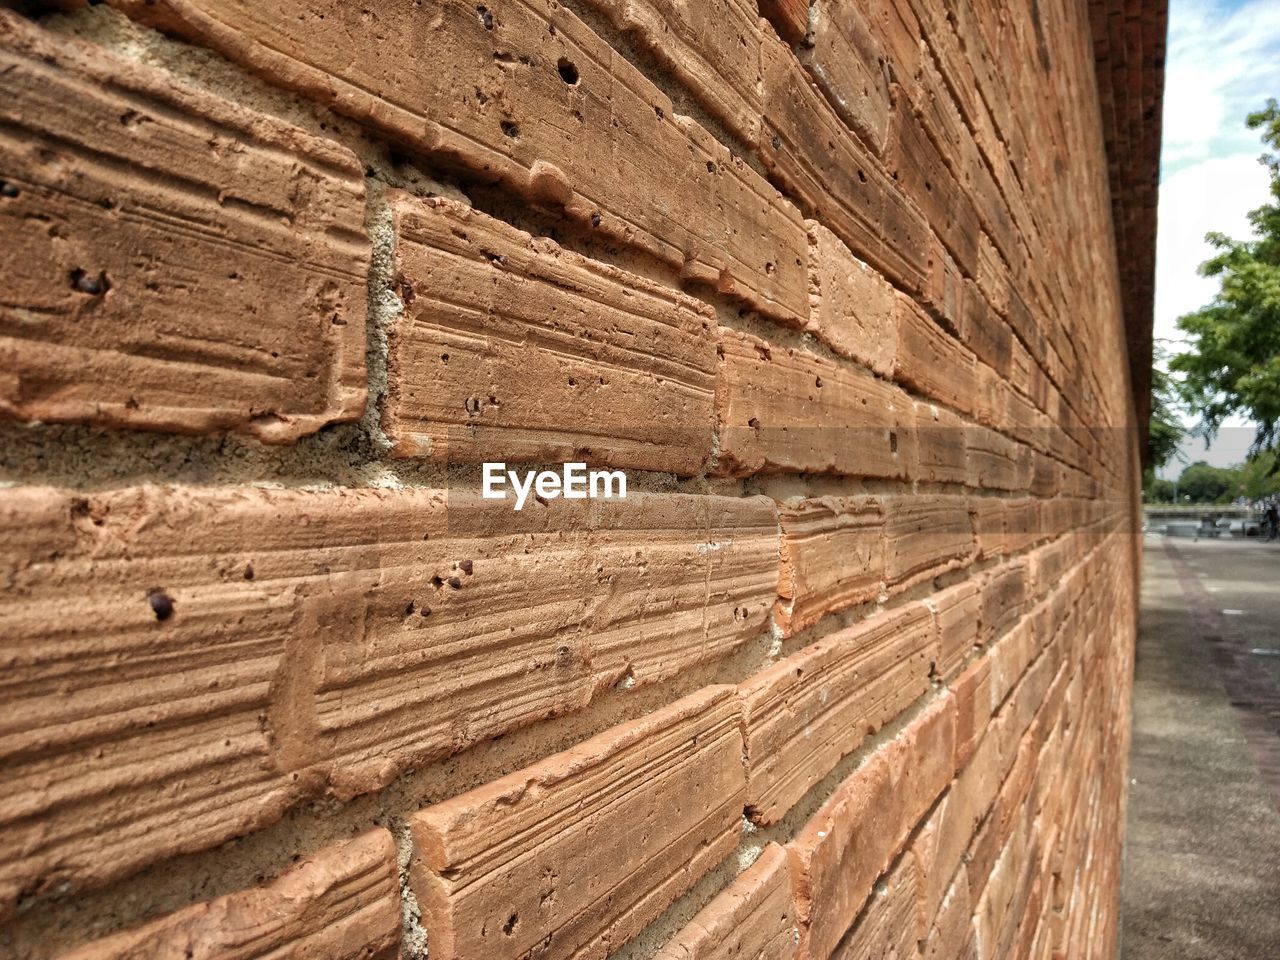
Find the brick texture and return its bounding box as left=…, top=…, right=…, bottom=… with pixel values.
left=408, top=688, right=746, bottom=960
left=60, top=830, right=400, bottom=960
left=0, top=12, right=368, bottom=442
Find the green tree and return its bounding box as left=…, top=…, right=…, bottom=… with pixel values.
left=1146, top=345, right=1185, bottom=479
left=1143, top=476, right=1176, bottom=502
left=1241, top=449, right=1280, bottom=501
left=1176, top=460, right=1244, bottom=504
left=1172, top=100, right=1280, bottom=452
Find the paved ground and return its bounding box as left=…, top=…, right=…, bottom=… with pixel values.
left=1121, top=536, right=1280, bottom=959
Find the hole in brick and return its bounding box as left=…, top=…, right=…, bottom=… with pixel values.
left=147, top=588, right=175, bottom=622
left=431, top=575, right=444, bottom=588
left=557, top=58, right=579, bottom=84
left=441, top=353, right=450, bottom=361
left=857, top=169, right=867, bottom=183
left=503, top=913, right=519, bottom=936
left=476, top=5, right=493, bottom=29
left=0, top=181, right=19, bottom=198
left=590, top=211, right=602, bottom=228
left=654, top=105, right=665, bottom=119
left=404, top=600, right=416, bottom=616
left=69, top=268, right=110, bottom=296
left=815, top=376, right=823, bottom=388
left=501, top=120, right=521, bottom=139
left=243, top=564, right=255, bottom=581
left=706, top=160, right=716, bottom=174
left=447, top=576, right=462, bottom=589
left=771, top=134, right=781, bottom=150
left=747, top=417, right=761, bottom=430
left=890, top=431, right=899, bottom=453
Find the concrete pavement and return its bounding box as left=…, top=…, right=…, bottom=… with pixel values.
left=1121, top=536, right=1280, bottom=959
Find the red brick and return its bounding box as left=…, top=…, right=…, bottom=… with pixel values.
left=971, top=496, right=1007, bottom=559
left=894, top=296, right=978, bottom=415
left=967, top=426, right=1028, bottom=491
left=577, top=0, right=763, bottom=144
left=61, top=831, right=399, bottom=960
left=0, top=485, right=775, bottom=909
left=914, top=401, right=970, bottom=485
left=760, top=28, right=930, bottom=294
left=805, top=0, right=893, bottom=153
left=0, top=11, right=367, bottom=442
left=110, top=0, right=807, bottom=323
left=930, top=579, right=981, bottom=678
left=653, top=843, right=798, bottom=960
left=741, top=604, right=936, bottom=824
left=865, top=0, right=923, bottom=86
left=714, top=328, right=912, bottom=479
left=829, top=854, right=918, bottom=960
left=776, top=496, right=884, bottom=635
left=409, top=687, right=746, bottom=960
left=788, top=694, right=955, bottom=959
left=806, top=221, right=898, bottom=377
left=759, top=0, right=811, bottom=43
left=951, top=656, right=993, bottom=772
left=882, top=495, right=975, bottom=592
left=962, top=280, right=1014, bottom=376
left=921, top=866, right=977, bottom=960
left=981, top=561, right=1030, bottom=646
left=384, top=193, right=716, bottom=474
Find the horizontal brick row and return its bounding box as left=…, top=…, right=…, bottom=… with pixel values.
left=0, top=11, right=369, bottom=442
left=61, top=831, right=400, bottom=960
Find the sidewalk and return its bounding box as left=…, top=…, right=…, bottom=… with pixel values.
left=1121, top=537, right=1280, bottom=959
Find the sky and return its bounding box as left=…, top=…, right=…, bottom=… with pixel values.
left=1154, top=0, right=1280, bottom=476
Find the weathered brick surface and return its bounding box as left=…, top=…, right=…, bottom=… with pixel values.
left=653, top=843, right=797, bottom=960
left=883, top=495, right=975, bottom=592
left=109, top=0, right=808, bottom=323
left=788, top=693, right=955, bottom=960
left=760, top=27, right=930, bottom=295
left=576, top=0, right=763, bottom=145
left=775, top=496, right=884, bottom=635
left=715, top=328, right=912, bottom=479
left=931, top=579, right=982, bottom=679
left=894, top=297, right=978, bottom=416
left=804, top=0, right=893, bottom=154
left=0, top=11, right=368, bottom=442
left=60, top=830, right=400, bottom=960
left=741, top=604, right=936, bottom=824
left=409, top=688, right=746, bottom=960
left=384, top=192, right=716, bottom=473
left=829, top=854, right=917, bottom=960
left=806, top=221, right=898, bottom=377
left=0, top=485, right=775, bottom=907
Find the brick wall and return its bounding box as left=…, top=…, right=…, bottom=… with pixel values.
left=0, top=2, right=1147, bottom=958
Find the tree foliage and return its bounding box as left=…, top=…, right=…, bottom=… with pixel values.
left=1175, top=460, right=1243, bottom=504
left=1172, top=100, right=1280, bottom=453
left=1147, top=347, right=1184, bottom=471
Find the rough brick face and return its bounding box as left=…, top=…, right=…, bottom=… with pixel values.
left=715, top=328, right=912, bottom=479
left=0, top=485, right=775, bottom=904
left=776, top=496, right=884, bottom=635
left=0, top=12, right=368, bottom=442
left=110, top=0, right=808, bottom=324
left=384, top=192, right=716, bottom=473
left=409, top=688, right=746, bottom=960
left=741, top=604, right=937, bottom=824
left=60, top=831, right=400, bottom=960
left=653, top=843, right=798, bottom=960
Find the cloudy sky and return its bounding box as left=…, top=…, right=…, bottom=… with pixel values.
left=1154, top=0, right=1280, bottom=474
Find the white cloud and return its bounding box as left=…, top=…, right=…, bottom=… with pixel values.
left=1162, top=0, right=1280, bottom=178
left=1154, top=152, right=1269, bottom=347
